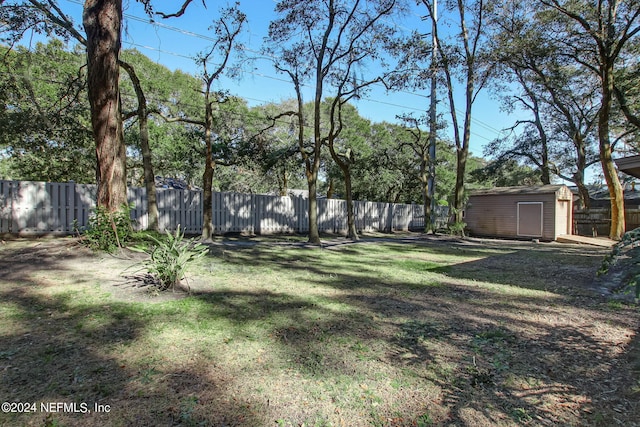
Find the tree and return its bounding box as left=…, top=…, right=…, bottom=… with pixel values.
left=3, top=1, right=173, bottom=227
left=82, top=0, right=128, bottom=211
left=614, top=37, right=640, bottom=137
left=397, top=114, right=436, bottom=232
left=83, top=0, right=202, bottom=212
left=178, top=5, right=246, bottom=240
left=119, top=57, right=159, bottom=230
left=0, top=41, right=95, bottom=182
left=350, top=122, right=416, bottom=203
left=538, top=0, right=640, bottom=240
left=323, top=100, right=374, bottom=240
left=470, top=158, right=542, bottom=187
left=417, top=0, right=493, bottom=224
left=251, top=101, right=306, bottom=196
left=119, top=49, right=205, bottom=230
left=486, top=2, right=601, bottom=208
left=266, top=0, right=405, bottom=244
left=2, top=0, right=202, bottom=214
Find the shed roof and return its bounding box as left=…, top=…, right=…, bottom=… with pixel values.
left=470, top=185, right=570, bottom=197
left=615, top=155, right=640, bottom=179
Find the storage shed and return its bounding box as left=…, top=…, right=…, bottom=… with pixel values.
left=465, top=185, right=573, bottom=241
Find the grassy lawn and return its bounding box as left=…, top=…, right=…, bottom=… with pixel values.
left=0, top=234, right=638, bottom=426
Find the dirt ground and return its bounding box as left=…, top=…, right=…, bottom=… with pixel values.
left=0, top=237, right=189, bottom=303
left=0, top=235, right=639, bottom=426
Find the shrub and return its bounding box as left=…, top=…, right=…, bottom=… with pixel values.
left=132, top=225, right=209, bottom=291
left=447, top=220, right=467, bottom=237
left=80, top=204, right=134, bottom=253
left=598, top=227, right=640, bottom=300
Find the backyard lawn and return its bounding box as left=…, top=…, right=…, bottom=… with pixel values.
left=0, top=234, right=638, bottom=426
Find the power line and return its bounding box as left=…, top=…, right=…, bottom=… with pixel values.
left=58, top=0, right=507, bottom=141
left=119, top=41, right=430, bottom=116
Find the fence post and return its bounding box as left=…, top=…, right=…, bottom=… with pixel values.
left=2, top=179, right=438, bottom=236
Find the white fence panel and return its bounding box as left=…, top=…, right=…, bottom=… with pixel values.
left=213, top=192, right=254, bottom=233
left=0, top=180, right=431, bottom=236
left=255, top=194, right=300, bottom=234
left=0, top=180, right=13, bottom=232
left=156, top=188, right=203, bottom=234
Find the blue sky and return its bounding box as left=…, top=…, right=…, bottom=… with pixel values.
left=50, top=0, right=521, bottom=161
left=9, top=0, right=615, bottom=185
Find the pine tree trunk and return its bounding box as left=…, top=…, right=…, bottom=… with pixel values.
left=202, top=161, right=215, bottom=240
left=83, top=0, right=127, bottom=212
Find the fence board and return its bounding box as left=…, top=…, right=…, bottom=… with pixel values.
left=574, top=208, right=640, bottom=236
left=0, top=179, right=434, bottom=236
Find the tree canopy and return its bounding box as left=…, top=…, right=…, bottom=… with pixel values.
left=2, top=0, right=640, bottom=242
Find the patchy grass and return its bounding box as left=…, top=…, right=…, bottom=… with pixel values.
left=0, top=235, right=638, bottom=426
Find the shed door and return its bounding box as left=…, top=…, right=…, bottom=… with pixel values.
left=517, top=202, right=543, bottom=237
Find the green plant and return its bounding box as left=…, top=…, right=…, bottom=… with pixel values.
left=445, top=207, right=467, bottom=237
left=415, top=413, right=434, bottom=427
left=132, top=225, right=209, bottom=291
left=510, top=407, right=532, bottom=423
left=80, top=203, right=134, bottom=253
left=598, top=227, right=640, bottom=299
left=447, top=220, right=467, bottom=237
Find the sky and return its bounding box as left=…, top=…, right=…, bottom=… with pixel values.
left=12, top=0, right=611, bottom=186
left=46, top=0, right=521, bottom=161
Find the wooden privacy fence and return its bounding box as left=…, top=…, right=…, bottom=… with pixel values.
left=0, top=180, right=436, bottom=235
left=574, top=208, right=640, bottom=237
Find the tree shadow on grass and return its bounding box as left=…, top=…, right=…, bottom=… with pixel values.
left=0, top=258, right=268, bottom=426
left=194, top=238, right=638, bottom=425
left=184, top=270, right=639, bottom=425
left=347, top=280, right=640, bottom=426
left=205, top=238, right=607, bottom=299
left=2, top=237, right=635, bottom=426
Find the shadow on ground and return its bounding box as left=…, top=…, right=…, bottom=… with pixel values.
left=0, top=236, right=638, bottom=426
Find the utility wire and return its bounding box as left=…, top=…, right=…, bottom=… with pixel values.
left=54, top=1, right=507, bottom=141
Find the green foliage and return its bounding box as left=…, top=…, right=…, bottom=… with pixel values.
left=447, top=221, right=467, bottom=237
left=443, top=207, right=466, bottom=237
left=470, top=159, right=542, bottom=187
left=132, top=226, right=209, bottom=291
left=598, top=227, right=640, bottom=299
left=0, top=41, right=95, bottom=182
left=80, top=204, right=134, bottom=253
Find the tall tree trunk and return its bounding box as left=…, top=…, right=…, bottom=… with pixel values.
left=83, top=0, right=127, bottom=212
left=342, top=165, right=358, bottom=240
left=307, top=168, right=321, bottom=244
left=119, top=60, right=159, bottom=230
left=202, top=101, right=215, bottom=240
left=600, top=61, right=625, bottom=240
left=325, top=155, right=358, bottom=240
left=328, top=141, right=358, bottom=240
left=309, top=45, right=324, bottom=245
left=202, top=159, right=215, bottom=240
left=454, top=146, right=468, bottom=223
left=540, top=131, right=551, bottom=185
left=420, top=159, right=432, bottom=233
left=139, top=113, right=159, bottom=231
left=573, top=136, right=590, bottom=209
